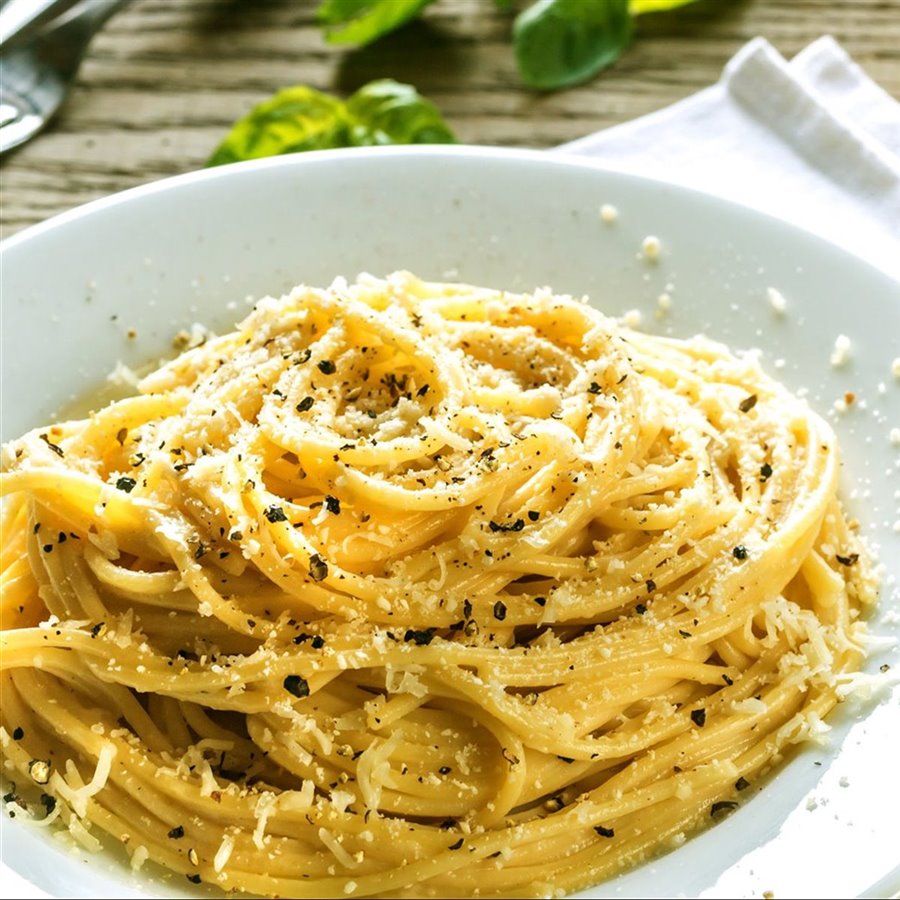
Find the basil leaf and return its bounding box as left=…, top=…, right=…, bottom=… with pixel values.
left=345, top=80, right=456, bottom=146
left=629, top=0, right=700, bottom=13
left=316, top=0, right=436, bottom=46
left=207, top=87, right=348, bottom=167
left=207, top=80, right=454, bottom=167
left=514, top=0, right=633, bottom=90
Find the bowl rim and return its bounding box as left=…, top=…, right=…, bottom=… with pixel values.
left=2, top=145, right=898, bottom=290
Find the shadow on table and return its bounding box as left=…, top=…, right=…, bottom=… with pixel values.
left=329, top=0, right=756, bottom=96
left=183, top=0, right=755, bottom=101
left=332, top=20, right=488, bottom=96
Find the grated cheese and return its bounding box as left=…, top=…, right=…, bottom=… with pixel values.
left=214, top=831, right=236, bottom=872
left=319, top=827, right=359, bottom=869
left=830, top=334, right=851, bottom=368
left=52, top=742, right=116, bottom=819
left=766, top=287, right=787, bottom=315
left=130, top=845, right=149, bottom=871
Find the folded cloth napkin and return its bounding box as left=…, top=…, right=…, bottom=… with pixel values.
left=557, top=36, right=900, bottom=283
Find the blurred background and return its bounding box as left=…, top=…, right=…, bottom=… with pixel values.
left=1, top=0, right=898, bottom=240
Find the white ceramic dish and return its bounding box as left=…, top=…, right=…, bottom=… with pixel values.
left=1, top=147, right=899, bottom=900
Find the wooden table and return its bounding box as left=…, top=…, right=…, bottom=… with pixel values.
left=2, top=0, right=898, bottom=240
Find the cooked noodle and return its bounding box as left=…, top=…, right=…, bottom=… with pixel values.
left=0, top=272, right=877, bottom=897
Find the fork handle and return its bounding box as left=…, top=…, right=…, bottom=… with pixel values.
left=0, top=0, right=84, bottom=50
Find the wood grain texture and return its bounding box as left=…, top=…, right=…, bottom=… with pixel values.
left=2, top=0, right=899, bottom=238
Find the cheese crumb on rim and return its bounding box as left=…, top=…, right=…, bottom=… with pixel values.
left=641, top=235, right=661, bottom=261
left=766, top=287, right=787, bottom=315
left=830, top=335, right=851, bottom=368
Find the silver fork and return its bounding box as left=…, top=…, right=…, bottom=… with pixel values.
left=0, top=0, right=131, bottom=156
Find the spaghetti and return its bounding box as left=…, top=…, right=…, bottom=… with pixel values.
left=0, top=272, right=877, bottom=897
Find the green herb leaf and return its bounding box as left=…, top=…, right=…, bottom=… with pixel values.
left=629, top=0, right=700, bottom=13
left=513, top=0, right=632, bottom=90
left=207, top=80, right=454, bottom=167
left=207, top=87, right=348, bottom=167
left=316, top=0, right=436, bottom=46
left=345, top=80, right=455, bottom=145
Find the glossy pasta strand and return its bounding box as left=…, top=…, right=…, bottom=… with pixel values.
left=0, top=273, right=876, bottom=898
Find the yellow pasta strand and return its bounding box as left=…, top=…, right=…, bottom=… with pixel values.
left=0, top=272, right=877, bottom=898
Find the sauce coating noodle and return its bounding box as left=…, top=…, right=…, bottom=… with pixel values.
left=0, top=273, right=876, bottom=897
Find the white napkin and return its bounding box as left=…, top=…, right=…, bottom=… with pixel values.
left=557, top=36, right=900, bottom=283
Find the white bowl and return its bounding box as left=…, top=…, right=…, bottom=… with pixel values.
left=2, top=147, right=899, bottom=899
